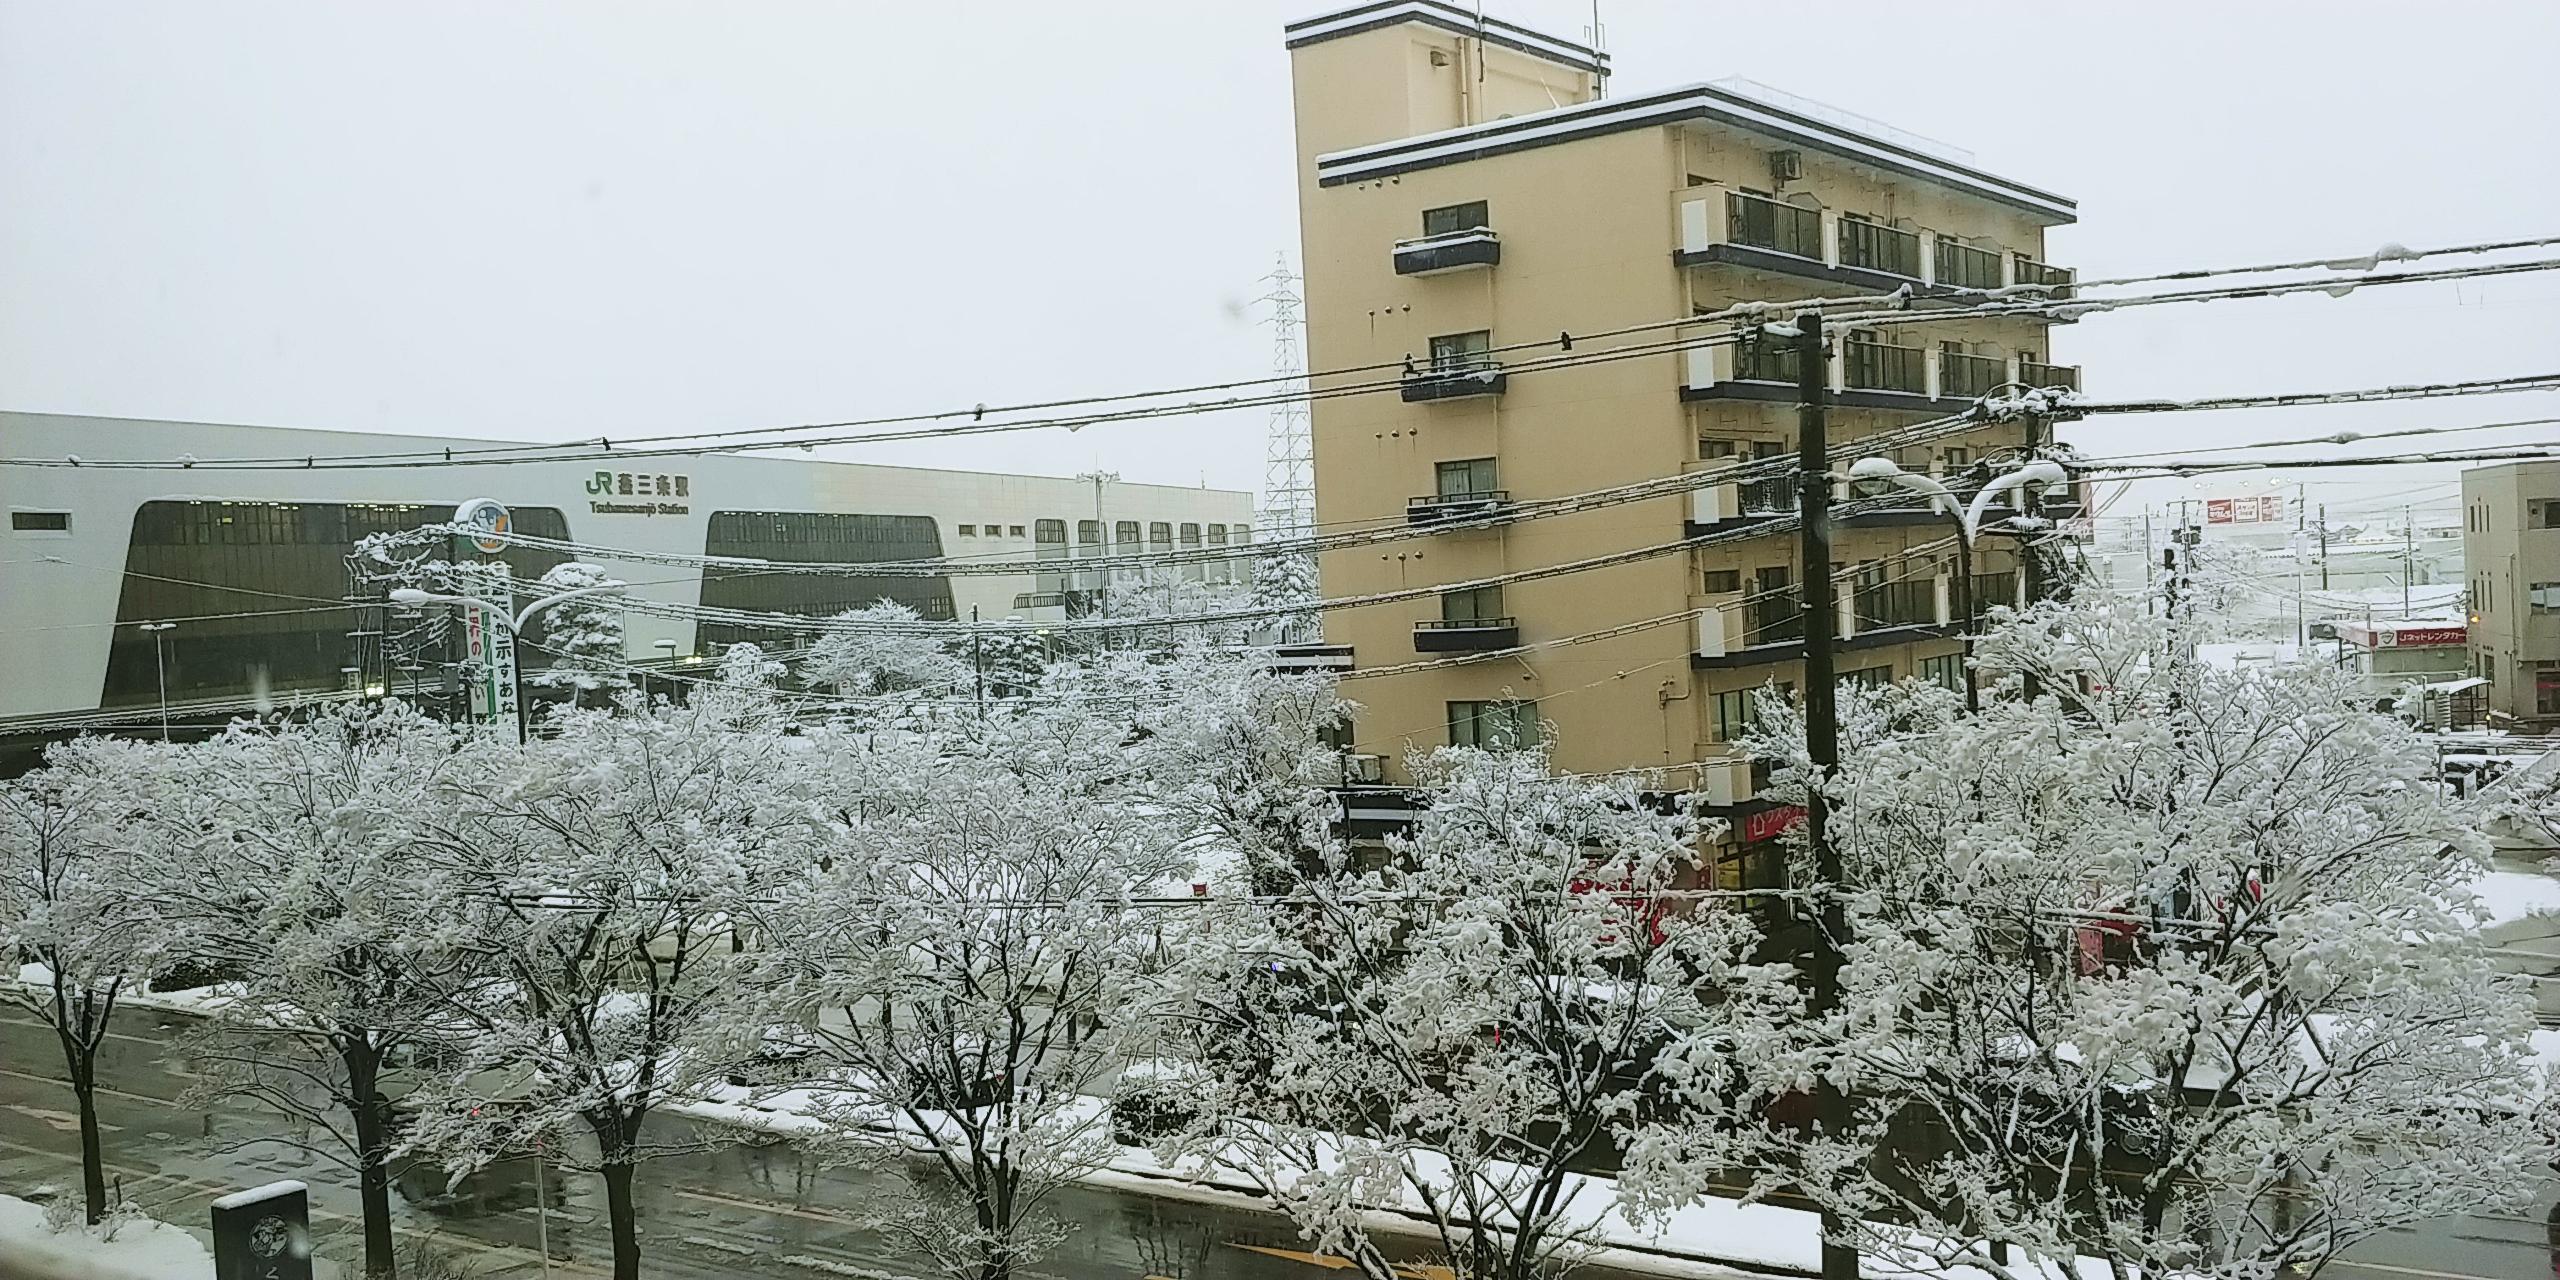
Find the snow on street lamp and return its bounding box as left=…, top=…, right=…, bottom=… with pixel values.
left=387, top=583, right=629, bottom=744
left=1844, top=456, right=2067, bottom=713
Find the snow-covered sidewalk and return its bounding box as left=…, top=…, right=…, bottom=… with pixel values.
left=0, top=1192, right=215, bottom=1280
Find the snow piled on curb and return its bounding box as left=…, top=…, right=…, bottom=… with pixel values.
left=0, top=1193, right=214, bottom=1279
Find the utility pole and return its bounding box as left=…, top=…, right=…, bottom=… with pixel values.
left=970, top=604, right=987, bottom=716
left=2018, top=413, right=2047, bottom=606
left=2318, top=503, right=2330, bottom=590
left=1792, top=311, right=1857, bottom=1280
left=2402, top=506, right=2415, bottom=617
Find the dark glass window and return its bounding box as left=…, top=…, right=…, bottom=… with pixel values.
left=1448, top=699, right=1539, bottom=751
left=11, top=511, right=70, bottom=531
left=697, top=510, right=954, bottom=650
left=102, top=501, right=569, bottom=708
left=1421, top=201, right=1489, bottom=237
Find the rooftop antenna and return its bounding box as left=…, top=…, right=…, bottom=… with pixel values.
left=1590, top=1, right=1607, bottom=99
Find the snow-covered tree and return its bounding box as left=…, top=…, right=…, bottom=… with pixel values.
left=1098, top=645, right=1350, bottom=893
left=1249, top=547, right=1320, bottom=644
left=399, top=694, right=819, bottom=1280
left=1751, top=601, right=2550, bottom=1278
left=0, top=738, right=190, bottom=1225
left=742, top=703, right=1188, bottom=1280
left=803, top=600, right=968, bottom=699
left=525, top=562, right=630, bottom=701
left=1102, top=568, right=1259, bottom=650
left=152, top=702, right=480, bottom=1280
left=1168, top=745, right=1799, bottom=1280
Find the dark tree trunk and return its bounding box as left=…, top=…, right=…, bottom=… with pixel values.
left=70, top=1069, right=106, bottom=1226
left=343, top=1038, right=398, bottom=1279
left=600, top=1145, right=642, bottom=1280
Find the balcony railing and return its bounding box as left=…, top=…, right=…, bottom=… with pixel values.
left=1844, top=339, right=1928, bottom=395
left=2014, top=255, right=2075, bottom=298
left=2018, top=361, right=2079, bottom=391
left=1969, top=570, right=2018, bottom=621
left=1935, top=239, right=2003, bottom=290
left=1739, top=476, right=1795, bottom=515
left=1394, top=229, right=1502, bottom=276
left=1839, top=219, right=1922, bottom=279
left=1748, top=595, right=1803, bottom=646
left=1408, top=490, right=1513, bottom=525
left=1403, top=358, right=1507, bottom=402
left=1414, top=616, right=1522, bottom=652
left=1726, top=191, right=1824, bottom=260
left=1856, top=578, right=1936, bottom=631
left=1940, top=350, right=2004, bottom=399
left=1733, top=340, right=1802, bottom=385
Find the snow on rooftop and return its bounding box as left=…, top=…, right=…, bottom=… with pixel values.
left=1706, top=77, right=1977, bottom=166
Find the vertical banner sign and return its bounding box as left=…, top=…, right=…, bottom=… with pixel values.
left=452, top=497, right=518, bottom=727
left=466, top=564, right=518, bottom=726
left=212, top=1180, right=313, bottom=1280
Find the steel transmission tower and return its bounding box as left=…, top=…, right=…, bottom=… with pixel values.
left=1255, top=254, right=1319, bottom=639
left=1259, top=255, right=1315, bottom=540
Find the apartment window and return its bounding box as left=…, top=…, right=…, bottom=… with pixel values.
left=1448, top=699, right=1539, bottom=751
left=1232, top=524, right=1254, bottom=544
left=2538, top=499, right=2560, bottom=530
left=10, top=511, right=70, bottom=532
left=1421, top=200, right=1490, bottom=237
left=1750, top=565, right=1800, bottom=644
left=1428, top=330, right=1493, bottom=372
left=1149, top=522, right=1173, bottom=548
left=1437, top=457, right=1499, bottom=497
left=1077, top=519, right=1103, bottom=547
left=1440, top=585, right=1506, bottom=623
left=1115, top=520, right=1141, bottom=547
left=1008, top=525, right=1026, bottom=538
left=2540, top=670, right=2560, bottom=717
left=1703, top=569, right=1742, bottom=594
left=1839, top=665, right=1894, bottom=690
left=2532, top=583, right=2560, bottom=614
left=1698, top=438, right=1737, bottom=460
left=1917, top=652, right=1964, bottom=691
left=1710, top=682, right=1792, bottom=743
left=957, top=524, right=976, bottom=537
left=1034, top=519, right=1066, bottom=545
left=1207, top=525, right=1228, bottom=547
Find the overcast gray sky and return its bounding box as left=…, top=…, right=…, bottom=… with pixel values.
left=5, top=1, right=2555, bottom=529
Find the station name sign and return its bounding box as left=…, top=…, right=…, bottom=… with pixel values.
left=586, top=470, right=691, bottom=516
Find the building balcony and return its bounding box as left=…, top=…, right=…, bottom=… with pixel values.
left=1414, top=617, right=1521, bottom=652
left=1939, top=349, right=2005, bottom=399
left=1407, top=490, right=1514, bottom=526
left=1672, top=187, right=2072, bottom=299
left=1838, top=219, right=1922, bottom=281
left=1842, top=338, right=1927, bottom=396
left=2013, top=255, right=2075, bottom=298
left=1682, top=336, right=2064, bottom=414
left=1693, top=575, right=1955, bottom=669
left=2019, top=360, right=2080, bottom=391
left=1267, top=643, right=1355, bottom=674
left=1403, top=360, right=1507, bottom=402
left=1393, top=229, right=1502, bottom=276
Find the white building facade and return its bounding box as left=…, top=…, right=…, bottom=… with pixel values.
left=1, top=412, right=1253, bottom=723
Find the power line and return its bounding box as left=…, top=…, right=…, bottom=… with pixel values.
left=10, top=241, right=2558, bottom=472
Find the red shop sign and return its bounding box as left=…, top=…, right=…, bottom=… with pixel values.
left=1742, top=804, right=1807, bottom=845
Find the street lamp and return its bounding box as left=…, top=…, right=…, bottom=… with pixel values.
left=651, top=638, right=678, bottom=704
left=387, top=583, right=629, bottom=744
left=136, top=622, right=175, bottom=741
left=1845, top=456, right=2067, bottom=713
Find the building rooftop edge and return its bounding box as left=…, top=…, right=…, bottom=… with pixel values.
left=1284, top=0, right=1607, bottom=74
left=0, top=409, right=1251, bottom=496
left=1313, top=78, right=2076, bottom=224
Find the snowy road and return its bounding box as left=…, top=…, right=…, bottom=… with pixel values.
left=0, top=1008, right=1705, bottom=1280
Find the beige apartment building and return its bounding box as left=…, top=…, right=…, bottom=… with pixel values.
left=2462, top=460, right=2560, bottom=726
left=1284, top=1, right=2078, bottom=881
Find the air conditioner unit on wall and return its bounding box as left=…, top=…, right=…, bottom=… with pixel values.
left=1768, top=149, right=1802, bottom=182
